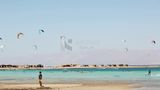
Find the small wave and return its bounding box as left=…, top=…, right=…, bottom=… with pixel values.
left=151, top=74, right=160, bottom=77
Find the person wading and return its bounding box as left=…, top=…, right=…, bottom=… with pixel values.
left=39, top=71, right=43, bottom=87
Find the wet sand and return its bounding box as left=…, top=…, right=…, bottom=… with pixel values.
left=0, top=83, right=136, bottom=90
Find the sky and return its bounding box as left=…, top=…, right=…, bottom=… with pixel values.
left=0, top=0, right=160, bottom=65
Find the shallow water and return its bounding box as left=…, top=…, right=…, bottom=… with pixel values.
left=0, top=68, right=160, bottom=89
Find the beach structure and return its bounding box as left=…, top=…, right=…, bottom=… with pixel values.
left=100, top=64, right=105, bottom=67
left=82, top=65, right=89, bottom=67
left=25, top=64, right=44, bottom=69
left=118, top=64, right=124, bottom=67
left=0, top=64, right=44, bottom=69
left=81, top=64, right=102, bottom=68
left=56, top=64, right=81, bottom=68
left=0, top=64, right=18, bottom=68
left=55, top=64, right=130, bottom=69
left=2, top=64, right=159, bottom=70
left=113, top=64, right=117, bottom=67
left=107, top=64, right=112, bottom=67
left=125, top=64, right=129, bottom=67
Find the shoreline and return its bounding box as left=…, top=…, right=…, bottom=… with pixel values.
left=0, top=82, right=137, bottom=90
left=0, top=79, right=145, bottom=90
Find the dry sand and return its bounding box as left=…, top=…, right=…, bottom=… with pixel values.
left=0, top=83, right=135, bottom=90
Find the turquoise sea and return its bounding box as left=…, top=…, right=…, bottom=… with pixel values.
left=0, top=68, right=160, bottom=89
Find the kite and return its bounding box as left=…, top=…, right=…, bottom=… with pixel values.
left=60, top=35, right=72, bottom=51
left=17, top=32, right=24, bottom=39
left=33, top=45, right=38, bottom=51
left=122, top=40, right=127, bottom=43
left=0, top=44, right=5, bottom=52
left=124, top=48, right=129, bottom=52
left=68, top=39, right=72, bottom=44
left=39, top=29, right=45, bottom=35
left=122, top=40, right=128, bottom=52
left=152, top=40, right=156, bottom=44
left=64, top=41, right=72, bottom=51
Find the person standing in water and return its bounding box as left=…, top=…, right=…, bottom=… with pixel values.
left=39, top=71, right=43, bottom=87
left=148, top=70, right=151, bottom=76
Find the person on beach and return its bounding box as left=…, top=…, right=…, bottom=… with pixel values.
left=148, top=70, right=151, bottom=76
left=39, top=71, right=43, bottom=87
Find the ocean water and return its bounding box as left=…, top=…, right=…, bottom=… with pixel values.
left=0, top=68, right=160, bottom=89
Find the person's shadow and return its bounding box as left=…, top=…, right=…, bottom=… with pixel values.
left=37, top=86, right=60, bottom=90
left=37, top=86, right=51, bottom=89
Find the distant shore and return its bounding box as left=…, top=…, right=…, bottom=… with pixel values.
left=0, top=64, right=160, bottom=70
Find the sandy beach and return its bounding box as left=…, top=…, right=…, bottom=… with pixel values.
left=0, top=83, right=135, bottom=90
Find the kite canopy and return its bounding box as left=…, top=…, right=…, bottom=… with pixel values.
left=122, top=40, right=127, bottom=43
left=33, top=45, right=38, bottom=50
left=0, top=44, right=4, bottom=49
left=31, top=45, right=38, bottom=54
left=64, top=41, right=72, bottom=51
left=41, top=30, right=45, bottom=32
left=122, top=40, right=128, bottom=52
left=152, top=40, right=156, bottom=44
left=60, top=35, right=72, bottom=51
left=39, top=29, right=45, bottom=34
left=0, top=44, right=5, bottom=52
left=60, top=35, right=65, bottom=40
left=17, top=32, right=24, bottom=39
left=68, top=39, right=72, bottom=44
left=124, top=48, right=128, bottom=52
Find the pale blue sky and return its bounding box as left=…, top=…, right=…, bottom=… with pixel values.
left=0, top=0, right=160, bottom=65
